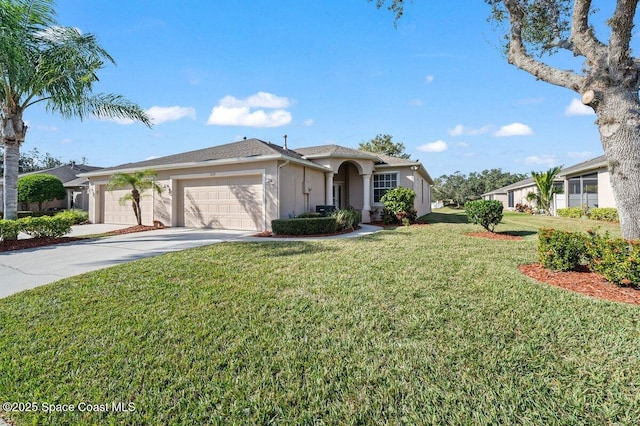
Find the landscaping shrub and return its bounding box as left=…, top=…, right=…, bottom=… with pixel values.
left=0, top=220, right=21, bottom=242
left=585, top=231, right=640, bottom=286
left=557, top=207, right=586, bottom=219
left=537, top=228, right=588, bottom=271
left=20, top=216, right=73, bottom=238
left=380, top=187, right=417, bottom=224
left=17, top=174, right=66, bottom=211
left=464, top=199, right=503, bottom=232
left=272, top=217, right=337, bottom=235
left=296, top=212, right=323, bottom=219
left=55, top=209, right=89, bottom=224
left=332, top=208, right=361, bottom=231
left=515, top=203, right=533, bottom=214
left=588, top=207, right=619, bottom=222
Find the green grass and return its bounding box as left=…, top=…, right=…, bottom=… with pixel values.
left=0, top=210, right=637, bottom=425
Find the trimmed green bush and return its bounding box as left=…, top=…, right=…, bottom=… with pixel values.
left=296, top=212, right=323, bottom=219
left=589, top=208, right=619, bottom=222
left=17, top=174, right=66, bottom=211
left=585, top=231, right=640, bottom=286
left=537, top=228, right=588, bottom=271
left=20, top=215, right=73, bottom=238
left=464, top=200, right=503, bottom=232
left=557, top=207, right=585, bottom=219
left=333, top=208, right=361, bottom=231
left=55, top=209, right=89, bottom=224
left=272, top=217, right=337, bottom=235
left=0, top=220, right=22, bottom=242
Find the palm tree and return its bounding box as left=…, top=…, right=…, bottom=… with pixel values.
left=106, top=170, right=163, bottom=226
left=0, top=0, right=151, bottom=220
left=526, top=166, right=563, bottom=216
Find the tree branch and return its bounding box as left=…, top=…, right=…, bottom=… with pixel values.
left=569, top=0, right=607, bottom=60
left=504, top=0, right=586, bottom=92
left=609, top=0, right=639, bottom=66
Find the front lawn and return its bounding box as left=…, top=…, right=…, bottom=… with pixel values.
left=0, top=210, right=637, bottom=424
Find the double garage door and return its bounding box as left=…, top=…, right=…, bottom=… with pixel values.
left=177, top=175, right=264, bottom=230
left=102, top=175, right=264, bottom=231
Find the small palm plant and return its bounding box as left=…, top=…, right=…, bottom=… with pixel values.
left=527, top=166, right=563, bottom=215
left=107, top=170, right=163, bottom=226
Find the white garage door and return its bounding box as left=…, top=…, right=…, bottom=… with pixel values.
left=103, top=188, right=153, bottom=225
left=178, top=175, right=263, bottom=230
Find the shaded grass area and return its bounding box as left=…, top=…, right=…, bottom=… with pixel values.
left=0, top=211, right=637, bottom=424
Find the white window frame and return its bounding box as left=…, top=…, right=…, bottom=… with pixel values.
left=372, top=172, right=399, bottom=204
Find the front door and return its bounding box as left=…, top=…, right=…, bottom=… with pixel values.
left=333, top=182, right=344, bottom=209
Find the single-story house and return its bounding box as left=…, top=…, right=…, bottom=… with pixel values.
left=0, top=162, right=102, bottom=212
left=81, top=138, right=434, bottom=231
left=482, top=154, right=614, bottom=212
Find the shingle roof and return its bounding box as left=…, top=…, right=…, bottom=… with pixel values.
left=95, top=138, right=306, bottom=173
left=558, top=155, right=607, bottom=177
left=19, top=163, right=102, bottom=187
left=295, top=144, right=419, bottom=166
left=483, top=177, right=536, bottom=195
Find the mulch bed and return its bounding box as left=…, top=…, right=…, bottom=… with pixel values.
left=465, top=231, right=524, bottom=241
left=519, top=263, right=640, bottom=305
left=0, top=225, right=163, bottom=253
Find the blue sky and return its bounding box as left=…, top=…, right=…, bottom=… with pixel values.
left=22, top=0, right=608, bottom=178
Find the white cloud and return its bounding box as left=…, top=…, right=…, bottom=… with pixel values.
left=417, top=140, right=448, bottom=153
left=425, top=75, right=434, bottom=84
left=565, top=98, right=595, bottom=116
left=494, top=122, right=534, bottom=137
left=525, top=154, right=557, bottom=166
left=408, top=98, right=424, bottom=106
left=454, top=141, right=469, bottom=147
left=448, top=124, right=491, bottom=136
left=304, top=118, right=314, bottom=126
left=146, top=106, right=196, bottom=125
left=207, top=92, right=293, bottom=127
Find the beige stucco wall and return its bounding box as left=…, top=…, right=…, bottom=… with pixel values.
left=597, top=169, right=616, bottom=208
left=510, top=185, right=537, bottom=209
left=278, top=162, right=326, bottom=218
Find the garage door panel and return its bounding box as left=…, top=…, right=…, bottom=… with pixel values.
left=179, top=176, right=263, bottom=230
left=103, top=189, right=153, bottom=225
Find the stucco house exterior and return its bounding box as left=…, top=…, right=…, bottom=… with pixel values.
left=0, top=162, right=102, bottom=212
left=81, top=139, right=433, bottom=231
left=483, top=154, right=615, bottom=212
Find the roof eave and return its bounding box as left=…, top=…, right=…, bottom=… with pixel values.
left=79, top=154, right=330, bottom=178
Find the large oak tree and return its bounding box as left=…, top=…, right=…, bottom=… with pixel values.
left=0, top=0, right=150, bottom=221
left=375, top=0, right=640, bottom=239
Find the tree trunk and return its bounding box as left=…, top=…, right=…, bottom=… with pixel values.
left=596, top=89, right=640, bottom=240
left=132, top=189, right=142, bottom=225
left=2, top=108, right=27, bottom=221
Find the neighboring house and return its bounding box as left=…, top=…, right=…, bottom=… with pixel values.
left=0, top=162, right=102, bottom=212
left=483, top=154, right=614, bottom=212
left=557, top=155, right=614, bottom=209
left=81, top=138, right=434, bottom=231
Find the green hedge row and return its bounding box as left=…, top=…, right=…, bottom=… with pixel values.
left=272, top=217, right=337, bottom=235
left=0, top=215, right=74, bottom=242
left=557, top=207, right=618, bottom=222
left=538, top=228, right=640, bottom=286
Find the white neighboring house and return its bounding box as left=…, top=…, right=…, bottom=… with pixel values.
left=483, top=154, right=614, bottom=213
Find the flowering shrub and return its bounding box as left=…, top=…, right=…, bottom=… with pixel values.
left=588, top=208, right=619, bottom=222
left=537, top=228, right=588, bottom=271
left=381, top=187, right=417, bottom=224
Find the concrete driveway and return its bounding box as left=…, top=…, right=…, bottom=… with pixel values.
left=0, top=226, right=253, bottom=299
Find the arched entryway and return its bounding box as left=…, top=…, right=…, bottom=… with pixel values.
left=332, top=162, right=364, bottom=210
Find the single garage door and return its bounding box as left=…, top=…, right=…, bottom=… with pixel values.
left=178, top=175, right=263, bottom=230
left=103, top=188, right=153, bottom=225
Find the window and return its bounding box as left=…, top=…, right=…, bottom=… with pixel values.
left=508, top=191, right=514, bottom=208
left=568, top=173, right=598, bottom=208
left=373, top=173, right=397, bottom=203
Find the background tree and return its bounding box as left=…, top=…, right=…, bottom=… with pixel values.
left=359, top=134, right=411, bottom=159
left=0, top=147, right=63, bottom=175
left=0, top=0, right=151, bottom=221
left=106, top=170, right=163, bottom=226
left=526, top=166, right=563, bottom=215
left=17, top=174, right=66, bottom=211
left=433, top=168, right=526, bottom=207
left=373, top=0, right=640, bottom=239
